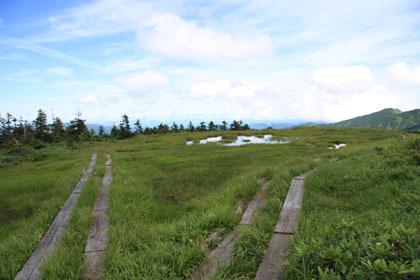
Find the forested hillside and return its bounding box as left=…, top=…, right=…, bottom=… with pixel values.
left=330, top=108, right=420, bottom=130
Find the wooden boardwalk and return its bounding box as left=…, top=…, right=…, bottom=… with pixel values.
left=83, top=154, right=113, bottom=280
left=255, top=169, right=316, bottom=280
left=14, top=153, right=97, bottom=280
left=191, top=180, right=269, bottom=279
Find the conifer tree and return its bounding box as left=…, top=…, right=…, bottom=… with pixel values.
left=171, top=122, right=179, bottom=133
left=98, top=125, right=105, bottom=136
left=134, top=119, right=143, bottom=135
left=33, top=109, right=50, bottom=141
left=221, top=121, right=228, bottom=131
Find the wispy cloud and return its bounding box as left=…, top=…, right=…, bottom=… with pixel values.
left=0, top=69, right=42, bottom=82
left=47, top=67, right=73, bottom=78
left=0, top=36, right=101, bottom=70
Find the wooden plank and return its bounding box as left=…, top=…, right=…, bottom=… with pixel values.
left=83, top=154, right=112, bottom=280
left=255, top=169, right=316, bottom=280
left=240, top=185, right=267, bottom=225
left=190, top=232, right=237, bottom=279
left=191, top=181, right=269, bottom=279
left=255, top=233, right=292, bottom=280
left=273, top=207, right=300, bottom=234
left=14, top=153, right=97, bottom=280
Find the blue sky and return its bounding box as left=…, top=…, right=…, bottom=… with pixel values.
left=1, top=0, right=420, bottom=125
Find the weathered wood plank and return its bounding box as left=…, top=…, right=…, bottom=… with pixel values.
left=191, top=180, right=269, bottom=279
left=255, top=233, right=292, bottom=280
left=14, top=153, right=97, bottom=280
left=83, top=154, right=112, bottom=280
left=240, top=185, right=267, bottom=225
left=255, top=169, right=316, bottom=280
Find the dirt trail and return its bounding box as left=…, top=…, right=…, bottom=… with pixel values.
left=83, top=154, right=112, bottom=280
left=191, top=179, right=270, bottom=280
left=14, top=153, right=97, bottom=280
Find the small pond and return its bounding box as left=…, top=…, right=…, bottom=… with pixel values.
left=186, top=135, right=289, bottom=146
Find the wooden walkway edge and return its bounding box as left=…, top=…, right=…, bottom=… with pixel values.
left=83, top=154, right=113, bottom=280
left=14, top=153, right=97, bottom=280
left=255, top=169, right=316, bottom=280
left=191, top=181, right=269, bottom=279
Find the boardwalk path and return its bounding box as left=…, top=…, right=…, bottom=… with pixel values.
left=83, top=154, right=113, bottom=279
left=15, top=153, right=97, bottom=280
left=256, top=158, right=338, bottom=279
left=191, top=179, right=269, bottom=279
left=255, top=169, right=315, bottom=280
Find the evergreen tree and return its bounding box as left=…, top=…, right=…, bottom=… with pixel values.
left=221, top=121, right=228, bottom=131
left=230, top=120, right=241, bottom=130
left=188, top=121, right=195, bottom=132
left=199, top=122, right=206, bottom=132
left=158, top=123, right=169, bottom=133
left=208, top=121, right=215, bottom=131
left=33, top=109, right=50, bottom=141
left=110, top=124, right=119, bottom=138
left=98, top=125, right=105, bottom=136
left=67, top=110, right=88, bottom=139
left=0, top=113, right=5, bottom=137
left=51, top=117, right=66, bottom=140
left=119, top=114, right=131, bottom=139
left=171, top=122, right=179, bottom=133
left=134, top=119, right=143, bottom=135
left=179, top=124, right=185, bottom=131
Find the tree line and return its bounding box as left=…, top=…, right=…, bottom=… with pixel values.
left=0, top=109, right=251, bottom=145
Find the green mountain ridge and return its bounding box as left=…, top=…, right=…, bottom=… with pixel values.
left=329, top=108, right=420, bottom=130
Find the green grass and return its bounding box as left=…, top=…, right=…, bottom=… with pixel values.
left=40, top=150, right=106, bottom=279
left=284, top=136, right=420, bottom=279
left=0, top=145, right=99, bottom=279
left=0, top=127, right=416, bottom=279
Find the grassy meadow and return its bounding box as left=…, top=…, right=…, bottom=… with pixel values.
left=0, top=127, right=419, bottom=279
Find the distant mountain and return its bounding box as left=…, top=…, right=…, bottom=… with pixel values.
left=329, top=108, right=420, bottom=130
left=64, top=123, right=114, bottom=134
left=294, top=122, right=327, bottom=128
left=249, top=122, right=296, bottom=129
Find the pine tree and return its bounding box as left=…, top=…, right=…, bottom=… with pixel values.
left=199, top=122, right=206, bottom=132
left=67, top=110, right=88, bottom=140
left=171, top=122, right=179, bottom=133
left=51, top=117, right=66, bottom=140
left=188, top=121, right=195, bottom=132
left=119, top=114, right=131, bottom=139
left=221, top=121, right=228, bottom=131
left=230, top=120, right=241, bottom=130
left=98, top=125, right=105, bottom=136
left=208, top=121, right=215, bottom=131
left=33, top=109, right=50, bottom=141
left=134, top=119, right=143, bottom=135
left=110, top=124, right=119, bottom=138
left=179, top=124, right=185, bottom=131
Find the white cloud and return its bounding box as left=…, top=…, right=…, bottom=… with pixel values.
left=294, top=66, right=400, bottom=122
left=190, top=80, right=264, bottom=98
left=47, top=66, right=73, bottom=78
left=138, top=13, right=274, bottom=61
left=312, top=66, right=374, bottom=93
left=113, top=70, right=170, bottom=96
left=388, top=61, right=420, bottom=86
left=80, top=94, right=101, bottom=104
